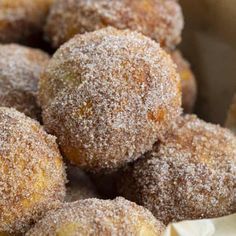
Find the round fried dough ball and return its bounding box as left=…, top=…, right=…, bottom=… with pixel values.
left=225, top=94, right=236, bottom=134
left=65, top=165, right=98, bottom=202
left=0, top=44, right=49, bottom=120
left=0, top=107, right=66, bottom=235
left=39, top=27, right=181, bottom=172
left=26, top=197, right=165, bottom=236
left=45, top=0, right=184, bottom=49
left=118, top=115, right=236, bottom=224
left=0, top=0, right=54, bottom=44
left=170, top=50, right=197, bottom=113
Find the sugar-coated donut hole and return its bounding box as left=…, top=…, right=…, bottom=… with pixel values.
left=26, top=197, right=165, bottom=236
left=0, top=44, right=49, bottom=120
left=39, top=27, right=182, bottom=172
left=0, top=107, right=66, bottom=234
left=0, top=0, right=54, bottom=44
left=118, top=115, right=236, bottom=224
left=45, top=0, right=184, bottom=48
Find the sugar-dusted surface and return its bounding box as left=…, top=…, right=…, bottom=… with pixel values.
left=26, top=197, right=165, bottom=236
left=118, top=115, right=236, bottom=224
left=0, top=44, right=49, bottom=119
left=0, top=0, right=54, bottom=43
left=170, top=50, right=197, bottom=113
left=0, top=108, right=66, bottom=234
left=40, top=27, right=181, bottom=172
left=65, top=164, right=98, bottom=202
left=45, top=0, right=184, bottom=48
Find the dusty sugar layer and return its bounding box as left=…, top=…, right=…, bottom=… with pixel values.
left=26, top=197, right=165, bottom=236
left=170, top=50, right=197, bottom=113
left=65, top=164, right=98, bottom=202
left=0, top=107, right=66, bottom=234
left=118, top=115, right=236, bottom=224
left=0, top=0, right=54, bottom=43
left=0, top=44, right=49, bottom=120
left=40, top=27, right=182, bottom=172
left=45, top=0, right=184, bottom=48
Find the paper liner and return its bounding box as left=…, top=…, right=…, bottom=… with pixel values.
left=179, top=0, right=236, bottom=124
left=162, top=213, right=236, bottom=236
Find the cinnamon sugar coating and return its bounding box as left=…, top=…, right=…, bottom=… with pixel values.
left=118, top=115, right=236, bottom=224
left=0, top=44, right=49, bottom=120
left=45, top=0, right=184, bottom=49
left=0, top=108, right=66, bottom=234
left=170, top=50, right=197, bottom=113
left=39, top=27, right=181, bottom=172
left=0, top=0, right=54, bottom=44
left=26, top=197, right=165, bottom=236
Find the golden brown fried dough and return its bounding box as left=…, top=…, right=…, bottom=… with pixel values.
left=0, top=107, right=66, bottom=235
left=26, top=197, right=165, bottom=236
left=0, top=44, right=49, bottom=120
left=170, top=50, right=197, bottom=113
left=0, top=0, right=54, bottom=44
left=118, top=115, right=236, bottom=224
left=39, top=27, right=181, bottom=172
left=45, top=0, right=184, bottom=49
